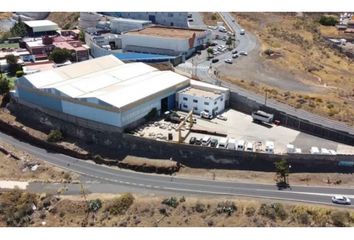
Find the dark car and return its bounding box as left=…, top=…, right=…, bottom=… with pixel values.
left=276, top=181, right=290, bottom=190
left=189, top=137, right=197, bottom=144
left=232, top=49, right=238, bottom=54
left=211, top=58, right=219, bottom=63
left=195, top=137, right=202, bottom=145
left=210, top=138, right=218, bottom=147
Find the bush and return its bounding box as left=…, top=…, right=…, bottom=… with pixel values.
left=47, top=129, right=63, bottom=142
left=245, top=206, right=256, bottom=217
left=194, top=202, right=206, bottom=213
left=319, top=16, right=338, bottom=26
left=179, top=196, right=186, bottom=203
left=162, top=197, right=179, bottom=208
left=298, top=212, right=311, bottom=225
left=331, top=211, right=350, bottom=227
left=216, top=201, right=237, bottom=216
left=16, top=70, right=24, bottom=77
left=49, top=48, right=73, bottom=64
left=0, top=78, right=10, bottom=95
left=0, top=189, right=38, bottom=226
left=264, top=48, right=274, bottom=56
left=107, top=193, right=134, bottom=215
left=89, top=199, right=102, bottom=212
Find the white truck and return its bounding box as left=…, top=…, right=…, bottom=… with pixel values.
left=252, top=110, right=274, bottom=124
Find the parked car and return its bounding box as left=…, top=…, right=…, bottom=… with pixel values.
left=217, top=138, right=228, bottom=148
left=210, top=41, right=218, bottom=46
left=224, top=59, right=232, bottom=64
left=332, top=195, right=351, bottom=205
left=188, top=18, right=194, bottom=22
left=216, top=114, right=227, bottom=121
left=210, top=138, right=218, bottom=147
left=202, top=136, right=211, bottom=146
left=189, top=137, right=197, bottom=144
left=232, top=54, right=238, bottom=59
left=236, top=140, right=245, bottom=151
left=245, top=142, right=254, bottom=152
left=240, top=29, right=245, bottom=35
left=232, top=49, right=238, bottom=54
left=200, top=111, right=212, bottom=119
left=239, top=51, right=248, bottom=56
left=211, top=58, right=219, bottom=63
left=164, top=111, right=183, bottom=123
left=195, top=137, right=203, bottom=145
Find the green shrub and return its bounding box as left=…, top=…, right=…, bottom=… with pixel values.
left=16, top=70, right=24, bottom=77
left=47, top=129, right=63, bottom=142
left=162, top=197, right=179, bottom=208
left=107, top=193, right=134, bottom=215
left=258, top=203, right=276, bottom=220
left=89, top=199, right=102, bottom=212
left=319, top=16, right=338, bottom=26
left=216, top=201, right=237, bottom=216
left=0, top=78, right=10, bottom=95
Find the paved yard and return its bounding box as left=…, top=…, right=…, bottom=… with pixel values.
left=133, top=109, right=354, bottom=155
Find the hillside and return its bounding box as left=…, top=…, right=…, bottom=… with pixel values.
left=46, top=12, right=80, bottom=29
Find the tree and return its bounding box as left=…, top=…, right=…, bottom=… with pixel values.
left=79, top=29, right=85, bottom=42
left=5, top=54, right=21, bottom=76
left=226, top=36, right=233, bottom=49
left=49, top=48, right=72, bottom=64
left=0, top=77, right=10, bottom=95
left=207, top=48, right=214, bottom=58
left=10, top=16, right=28, bottom=37
left=274, top=158, right=290, bottom=186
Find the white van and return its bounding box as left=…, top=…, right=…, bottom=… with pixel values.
left=286, top=144, right=295, bottom=153
left=245, top=142, right=254, bottom=152
left=265, top=141, right=274, bottom=154
left=236, top=140, right=245, bottom=151
left=227, top=138, right=237, bottom=150
left=201, top=136, right=211, bottom=146
left=320, top=148, right=330, bottom=155
left=310, top=146, right=320, bottom=154
left=218, top=138, right=228, bottom=149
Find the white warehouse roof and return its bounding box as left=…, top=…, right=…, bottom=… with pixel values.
left=24, top=20, right=59, bottom=33
left=19, top=55, right=190, bottom=111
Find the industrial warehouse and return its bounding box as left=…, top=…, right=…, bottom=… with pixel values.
left=13, top=55, right=229, bottom=131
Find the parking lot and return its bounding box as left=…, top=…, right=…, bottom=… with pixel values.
left=133, top=108, right=354, bottom=155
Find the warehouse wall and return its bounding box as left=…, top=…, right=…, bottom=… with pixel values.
left=61, top=101, right=121, bottom=127
left=122, top=34, right=189, bottom=53
left=17, top=88, right=63, bottom=112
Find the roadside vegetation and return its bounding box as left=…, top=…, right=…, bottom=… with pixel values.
left=230, top=13, right=354, bottom=125
left=1, top=190, right=353, bottom=227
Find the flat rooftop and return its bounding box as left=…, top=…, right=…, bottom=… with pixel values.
left=180, top=87, right=221, bottom=99
left=53, top=41, right=88, bottom=51
left=24, top=20, right=58, bottom=28
left=126, top=26, right=205, bottom=39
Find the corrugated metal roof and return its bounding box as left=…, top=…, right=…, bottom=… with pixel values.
left=20, top=55, right=190, bottom=111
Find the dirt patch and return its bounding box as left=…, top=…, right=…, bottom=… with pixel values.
left=0, top=140, right=79, bottom=183
left=176, top=167, right=354, bottom=187
left=118, top=156, right=180, bottom=175
left=1, top=191, right=353, bottom=227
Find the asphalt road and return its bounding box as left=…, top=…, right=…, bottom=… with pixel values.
left=1, top=131, right=354, bottom=208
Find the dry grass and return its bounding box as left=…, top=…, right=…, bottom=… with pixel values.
left=46, top=12, right=80, bottom=29
left=177, top=167, right=354, bottom=187
left=0, top=140, right=79, bottom=183
left=2, top=192, right=353, bottom=227
left=201, top=12, right=222, bottom=26
left=0, top=12, right=11, bottom=20
left=230, top=13, right=354, bottom=125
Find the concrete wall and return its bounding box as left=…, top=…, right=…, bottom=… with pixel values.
left=229, top=91, right=354, bottom=146
left=9, top=101, right=354, bottom=173
left=118, top=12, right=188, bottom=28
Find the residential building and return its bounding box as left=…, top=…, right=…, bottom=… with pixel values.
left=177, top=81, right=229, bottom=116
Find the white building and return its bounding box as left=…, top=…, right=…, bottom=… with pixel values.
left=109, top=12, right=188, bottom=28
left=177, top=80, right=229, bottom=116
left=14, top=55, right=192, bottom=130
left=122, top=26, right=212, bottom=59
left=110, top=18, right=151, bottom=34
left=24, top=20, right=59, bottom=37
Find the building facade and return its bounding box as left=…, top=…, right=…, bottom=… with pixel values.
left=104, top=12, right=188, bottom=28
left=110, top=18, right=151, bottom=34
